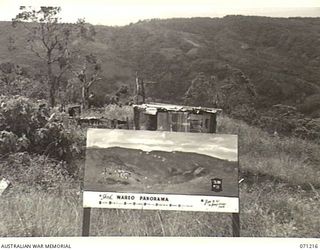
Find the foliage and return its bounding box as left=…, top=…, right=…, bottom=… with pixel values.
left=298, top=94, right=320, bottom=116
left=68, top=53, right=102, bottom=109
left=0, top=62, right=47, bottom=99
left=293, top=118, right=320, bottom=141
left=229, top=104, right=258, bottom=124
left=184, top=73, right=217, bottom=107
left=2, top=16, right=320, bottom=122
left=12, top=7, right=96, bottom=107
left=0, top=95, right=44, bottom=137
left=0, top=131, right=28, bottom=155
left=184, top=67, right=257, bottom=113
left=0, top=96, right=84, bottom=165
left=0, top=106, right=319, bottom=237
left=254, top=105, right=320, bottom=141
left=97, top=16, right=320, bottom=110
left=12, top=6, right=71, bottom=107
left=32, top=122, right=74, bottom=163
left=80, top=104, right=134, bottom=121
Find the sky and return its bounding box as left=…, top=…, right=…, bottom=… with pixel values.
left=0, top=0, right=320, bottom=26
left=87, top=129, right=238, bottom=161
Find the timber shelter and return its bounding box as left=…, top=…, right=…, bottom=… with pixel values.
left=133, top=103, right=222, bottom=133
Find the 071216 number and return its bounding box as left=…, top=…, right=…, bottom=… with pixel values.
left=300, top=244, right=318, bottom=249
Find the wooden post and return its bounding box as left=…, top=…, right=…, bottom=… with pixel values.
left=133, top=106, right=140, bottom=130
left=209, top=113, right=217, bottom=133
left=141, top=78, right=145, bottom=103
left=82, top=208, right=91, bottom=236
left=135, top=72, right=139, bottom=104
left=232, top=213, right=240, bottom=237
left=126, top=117, right=130, bottom=129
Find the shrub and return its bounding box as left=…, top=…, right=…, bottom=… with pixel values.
left=0, top=131, right=19, bottom=155
left=293, top=118, right=320, bottom=141
left=0, top=131, right=30, bottom=155
left=0, top=95, right=46, bottom=137
left=103, top=104, right=133, bottom=120
left=0, top=96, right=85, bottom=166
left=229, top=104, right=258, bottom=124
left=32, top=121, right=85, bottom=167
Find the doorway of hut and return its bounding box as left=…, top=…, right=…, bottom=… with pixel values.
left=145, top=114, right=157, bottom=130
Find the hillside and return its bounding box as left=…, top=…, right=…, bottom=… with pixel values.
left=0, top=16, right=320, bottom=116
left=1, top=107, right=319, bottom=237
left=0, top=14, right=320, bottom=237
left=84, top=147, right=238, bottom=196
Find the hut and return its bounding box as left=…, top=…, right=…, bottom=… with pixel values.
left=67, top=105, right=81, bottom=117
left=133, top=103, right=222, bottom=133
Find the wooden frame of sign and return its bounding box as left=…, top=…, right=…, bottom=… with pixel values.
left=81, top=128, right=240, bottom=236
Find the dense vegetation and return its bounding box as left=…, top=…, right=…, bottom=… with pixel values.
left=1, top=16, right=319, bottom=140
left=0, top=14, right=319, bottom=237
left=0, top=100, right=319, bottom=236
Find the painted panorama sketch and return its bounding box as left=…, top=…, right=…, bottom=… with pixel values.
left=84, top=129, right=238, bottom=197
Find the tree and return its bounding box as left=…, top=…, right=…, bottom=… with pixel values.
left=70, top=53, right=102, bottom=109
left=7, top=36, right=16, bottom=51
left=184, top=66, right=257, bottom=112
left=12, top=6, right=84, bottom=107
left=0, top=62, right=47, bottom=99
left=184, top=72, right=220, bottom=107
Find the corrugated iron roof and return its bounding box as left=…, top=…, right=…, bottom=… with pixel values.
left=133, top=102, right=222, bottom=114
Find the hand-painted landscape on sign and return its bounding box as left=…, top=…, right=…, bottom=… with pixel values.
left=84, top=129, right=238, bottom=197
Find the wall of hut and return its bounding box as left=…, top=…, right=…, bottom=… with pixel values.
left=133, top=108, right=217, bottom=133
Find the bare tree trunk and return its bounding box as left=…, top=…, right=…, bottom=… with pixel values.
left=47, top=53, right=56, bottom=107
left=49, top=82, right=56, bottom=107
left=82, top=83, right=89, bottom=110
left=135, top=73, right=145, bottom=104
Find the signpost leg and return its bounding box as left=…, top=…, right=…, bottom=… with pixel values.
left=82, top=208, right=91, bottom=236
left=232, top=213, right=240, bottom=237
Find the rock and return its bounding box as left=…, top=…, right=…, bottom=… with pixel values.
left=193, top=167, right=206, bottom=176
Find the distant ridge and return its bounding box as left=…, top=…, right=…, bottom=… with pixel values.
left=0, top=16, right=319, bottom=115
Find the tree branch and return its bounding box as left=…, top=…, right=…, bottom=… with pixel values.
left=56, top=64, right=70, bottom=82
left=29, top=44, right=47, bottom=61
left=87, top=77, right=102, bottom=88
left=50, top=35, right=59, bottom=51
left=40, top=23, right=50, bottom=51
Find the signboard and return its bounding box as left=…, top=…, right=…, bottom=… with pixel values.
left=83, top=129, right=239, bottom=213
left=0, top=178, right=11, bottom=196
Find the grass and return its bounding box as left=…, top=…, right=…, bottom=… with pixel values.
left=0, top=188, right=81, bottom=237
left=1, top=182, right=319, bottom=237
left=0, top=111, right=319, bottom=237
left=218, top=115, right=320, bottom=188
left=81, top=105, right=133, bottom=121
